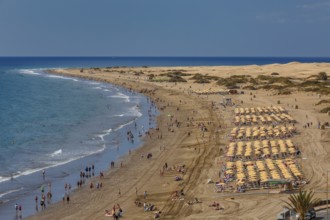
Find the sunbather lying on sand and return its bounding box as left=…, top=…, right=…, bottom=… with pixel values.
left=209, top=201, right=224, bottom=210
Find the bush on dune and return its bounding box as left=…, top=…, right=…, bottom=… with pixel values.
left=168, top=75, right=187, bottom=82
left=315, top=99, right=330, bottom=105
left=320, top=107, right=330, bottom=113
left=277, top=90, right=291, bottom=95
left=190, top=73, right=219, bottom=81
left=194, top=79, right=211, bottom=84
left=318, top=72, right=328, bottom=81
left=242, top=85, right=257, bottom=90
left=260, top=84, right=287, bottom=90
left=160, top=71, right=191, bottom=77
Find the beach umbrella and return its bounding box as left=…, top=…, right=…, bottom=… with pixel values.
left=265, top=179, right=290, bottom=185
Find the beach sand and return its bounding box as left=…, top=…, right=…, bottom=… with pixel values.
left=27, top=63, right=330, bottom=220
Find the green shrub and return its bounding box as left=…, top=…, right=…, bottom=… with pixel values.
left=316, top=100, right=330, bottom=105
left=260, top=84, right=286, bottom=90
left=257, top=75, right=271, bottom=81
left=217, top=78, right=246, bottom=86
left=150, top=77, right=169, bottom=82
left=194, top=79, right=211, bottom=84
left=225, top=82, right=239, bottom=89
left=318, top=72, right=328, bottom=81
left=249, top=78, right=258, bottom=85
left=190, top=73, right=219, bottom=81
left=300, top=80, right=321, bottom=87
left=230, top=74, right=251, bottom=78
left=302, top=86, right=330, bottom=94
left=256, top=75, right=293, bottom=85
left=306, top=75, right=318, bottom=80
left=320, top=107, right=330, bottom=113
left=160, top=71, right=191, bottom=77
left=148, top=74, right=155, bottom=79
left=278, top=90, right=292, bottom=95
left=134, top=71, right=144, bottom=76
left=242, top=85, right=257, bottom=90
left=190, top=73, right=203, bottom=80
left=228, top=75, right=249, bottom=83
left=168, top=75, right=187, bottom=82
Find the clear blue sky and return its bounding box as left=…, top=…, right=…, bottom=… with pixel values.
left=0, top=0, right=329, bottom=57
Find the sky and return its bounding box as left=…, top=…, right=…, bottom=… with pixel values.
left=0, top=0, right=330, bottom=57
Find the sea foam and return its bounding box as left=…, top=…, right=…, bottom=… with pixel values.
left=127, top=105, right=143, bottom=117
left=110, top=92, right=130, bottom=102
left=0, top=187, right=24, bottom=199
left=46, top=74, right=79, bottom=81
left=50, top=149, right=63, bottom=157
left=19, top=69, right=41, bottom=76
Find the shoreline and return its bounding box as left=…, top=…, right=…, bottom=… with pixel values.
left=28, top=63, right=329, bottom=220
left=0, top=72, right=158, bottom=219
left=27, top=68, right=213, bottom=220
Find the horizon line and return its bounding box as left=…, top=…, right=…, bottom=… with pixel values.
left=1, top=56, right=330, bottom=58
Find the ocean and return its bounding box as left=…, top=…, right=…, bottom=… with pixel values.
left=0, top=56, right=329, bottom=219
left=0, top=58, right=158, bottom=219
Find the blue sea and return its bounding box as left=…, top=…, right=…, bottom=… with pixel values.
left=0, top=57, right=329, bottom=219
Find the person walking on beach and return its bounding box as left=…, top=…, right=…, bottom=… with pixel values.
left=48, top=182, right=52, bottom=192
left=18, top=204, right=22, bottom=218
left=85, top=166, right=89, bottom=177
left=144, top=190, right=147, bottom=199
left=47, top=191, right=52, bottom=203
left=35, top=196, right=38, bottom=210
left=40, top=198, right=46, bottom=210
left=15, top=203, right=18, bottom=216
left=41, top=184, right=45, bottom=194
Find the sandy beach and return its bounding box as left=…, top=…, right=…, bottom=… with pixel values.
left=27, top=63, right=330, bottom=220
